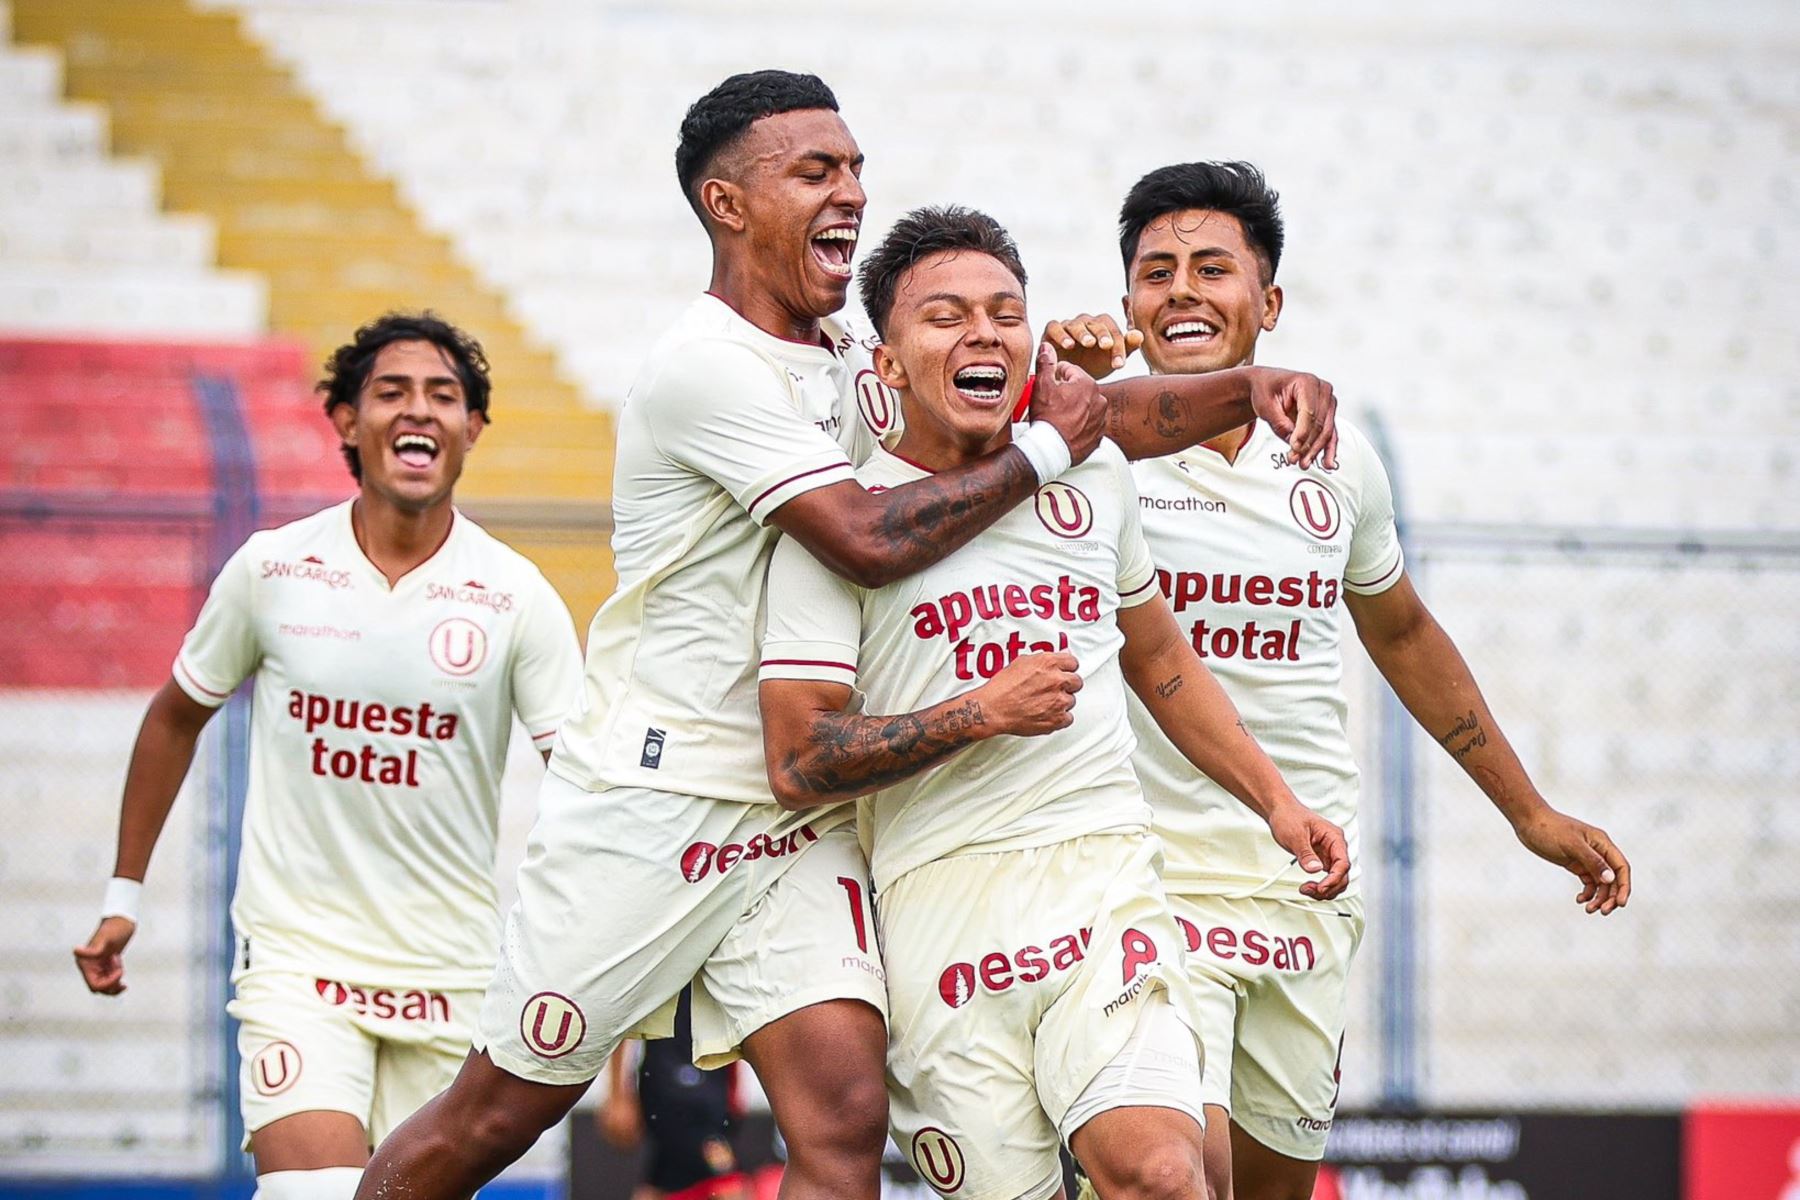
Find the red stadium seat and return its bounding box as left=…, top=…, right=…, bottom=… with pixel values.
left=2, top=336, right=351, bottom=687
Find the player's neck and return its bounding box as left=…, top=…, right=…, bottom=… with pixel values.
left=890, top=406, right=1009, bottom=473
left=707, top=264, right=827, bottom=347
left=351, top=492, right=455, bottom=587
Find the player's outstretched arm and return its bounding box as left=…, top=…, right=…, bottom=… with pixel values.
left=1347, top=576, right=1631, bottom=915
left=1041, top=311, right=1340, bottom=468
left=769, top=347, right=1106, bottom=590
left=759, top=653, right=1082, bottom=810
left=73, top=679, right=219, bottom=995
left=1117, top=595, right=1351, bottom=900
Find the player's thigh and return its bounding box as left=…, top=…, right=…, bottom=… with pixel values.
left=476, top=776, right=754, bottom=1087
left=692, top=823, right=887, bottom=1070
left=879, top=846, right=1098, bottom=1200
left=1062, top=991, right=1206, bottom=1198
left=1227, top=895, right=1363, bottom=1163
left=1032, top=835, right=1200, bottom=1135
left=366, top=989, right=480, bottom=1146
left=229, top=972, right=376, bottom=1166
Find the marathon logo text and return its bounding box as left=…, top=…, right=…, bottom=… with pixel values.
left=680, top=824, right=822, bottom=883
left=911, top=574, right=1102, bottom=681
left=286, top=689, right=460, bottom=787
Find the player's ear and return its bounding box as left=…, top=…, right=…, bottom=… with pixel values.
left=329, top=400, right=358, bottom=449
left=464, top=407, right=486, bottom=449
left=1121, top=295, right=1133, bottom=328
left=872, top=342, right=907, bottom=391
left=1262, top=284, right=1284, bottom=333
left=700, top=177, right=747, bottom=234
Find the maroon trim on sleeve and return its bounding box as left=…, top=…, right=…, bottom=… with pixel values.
left=749, top=463, right=852, bottom=515
left=1119, top=576, right=1159, bottom=601
left=761, top=658, right=856, bottom=673
left=1345, top=556, right=1404, bottom=591
left=174, top=658, right=231, bottom=700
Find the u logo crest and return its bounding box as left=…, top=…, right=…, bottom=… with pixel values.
left=1288, top=479, right=1342, bottom=541
left=856, top=369, right=900, bottom=437
left=429, top=617, right=488, bottom=676
left=250, top=1040, right=301, bottom=1096
left=1034, top=482, right=1094, bottom=539
left=911, top=1127, right=966, bottom=1193
left=520, top=992, right=585, bottom=1059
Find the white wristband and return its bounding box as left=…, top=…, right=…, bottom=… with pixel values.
left=1015, top=421, right=1072, bottom=483
left=100, top=877, right=143, bottom=923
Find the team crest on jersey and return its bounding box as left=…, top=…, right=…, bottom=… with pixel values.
left=520, top=991, right=585, bottom=1059
left=1289, top=479, right=1342, bottom=541
left=911, top=1128, right=966, bottom=1194
left=1034, top=482, right=1094, bottom=539
left=855, top=369, right=900, bottom=437
left=428, top=617, right=488, bottom=676
left=249, top=1040, right=302, bottom=1096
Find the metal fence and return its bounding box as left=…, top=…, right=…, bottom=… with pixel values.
left=1344, top=521, right=1800, bottom=1111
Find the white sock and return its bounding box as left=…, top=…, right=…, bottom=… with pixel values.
left=253, top=1166, right=363, bottom=1200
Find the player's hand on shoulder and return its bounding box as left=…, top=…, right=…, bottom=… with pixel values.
left=977, top=650, right=1083, bottom=737
left=72, top=915, right=136, bottom=996
left=1513, top=806, right=1631, bottom=916
left=1042, top=313, right=1142, bottom=380
left=1245, top=367, right=1339, bottom=470
left=1266, top=799, right=1352, bottom=901
left=1027, top=343, right=1108, bottom=465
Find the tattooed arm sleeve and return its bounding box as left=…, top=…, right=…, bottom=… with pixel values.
left=759, top=681, right=995, bottom=809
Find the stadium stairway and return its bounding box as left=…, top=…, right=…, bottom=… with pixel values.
left=9, top=0, right=618, bottom=619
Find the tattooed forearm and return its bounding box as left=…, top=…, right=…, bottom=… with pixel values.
left=1436, top=708, right=1488, bottom=762
left=864, top=451, right=1039, bottom=586
left=1099, top=373, right=1256, bottom=461
left=779, top=696, right=989, bottom=802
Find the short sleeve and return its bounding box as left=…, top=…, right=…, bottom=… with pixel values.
left=1112, top=448, right=1159, bottom=609
left=758, top=534, right=863, bottom=690
left=172, top=541, right=261, bottom=706
left=1343, top=428, right=1405, bottom=595
left=646, top=339, right=855, bottom=525
left=509, top=571, right=584, bottom=752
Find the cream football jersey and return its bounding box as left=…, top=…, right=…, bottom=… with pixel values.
left=759, top=435, right=1159, bottom=893
left=173, top=501, right=583, bottom=987
left=1128, top=418, right=1403, bottom=897
left=551, top=293, right=901, bottom=808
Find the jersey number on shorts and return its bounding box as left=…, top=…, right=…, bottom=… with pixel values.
left=837, top=876, right=870, bottom=954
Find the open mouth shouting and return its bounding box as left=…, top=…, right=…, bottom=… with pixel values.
left=393, top=431, right=440, bottom=470
left=811, top=224, right=858, bottom=281
left=1160, top=317, right=1220, bottom=346
left=952, top=363, right=1009, bottom=406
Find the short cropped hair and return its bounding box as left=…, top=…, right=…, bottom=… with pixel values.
left=1118, top=161, right=1285, bottom=284
left=857, top=205, right=1029, bottom=340
left=316, top=311, right=492, bottom=481
left=675, top=70, right=839, bottom=220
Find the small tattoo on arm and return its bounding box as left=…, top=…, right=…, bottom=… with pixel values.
left=1155, top=675, right=1184, bottom=699
left=1437, top=709, right=1488, bottom=762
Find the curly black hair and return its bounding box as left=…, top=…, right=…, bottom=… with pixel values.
left=1118, top=161, right=1284, bottom=284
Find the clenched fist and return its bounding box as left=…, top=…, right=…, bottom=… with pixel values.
left=978, top=651, right=1084, bottom=737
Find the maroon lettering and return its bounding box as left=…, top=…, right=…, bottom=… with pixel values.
left=1207, top=926, right=1239, bottom=960
left=1120, top=928, right=1159, bottom=984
